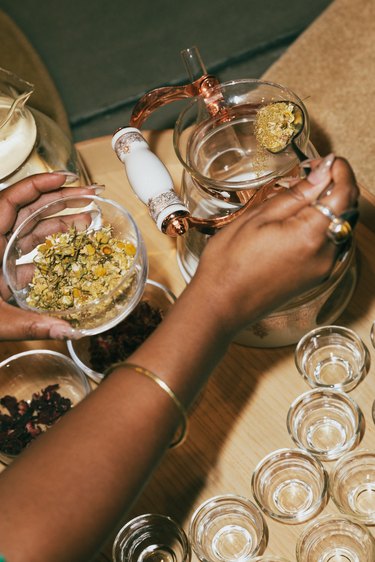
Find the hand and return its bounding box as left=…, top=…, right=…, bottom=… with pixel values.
left=0, top=172, right=102, bottom=341
left=193, top=156, right=359, bottom=338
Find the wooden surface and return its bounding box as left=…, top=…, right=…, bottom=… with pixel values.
left=1, top=131, right=375, bottom=561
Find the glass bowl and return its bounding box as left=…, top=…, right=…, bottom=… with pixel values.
left=286, top=389, right=364, bottom=461
left=251, top=448, right=328, bottom=524
left=294, top=325, right=369, bottom=392
left=329, top=449, right=375, bottom=525
left=67, top=279, right=176, bottom=383
left=189, top=494, right=268, bottom=562
left=0, top=349, right=91, bottom=465
left=3, top=195, right=148, bottom=336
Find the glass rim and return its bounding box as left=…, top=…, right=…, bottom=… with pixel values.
left=189, top=492, right=267, bottom=536
left=173, top=78, right=310, bottom=191
left=286, top=389, right=364, bottom=460
left=294, top=324, right=368, bottom=391
left=296, top=513, right=375, bottom=558
left=329, top=448, right=375, bottom=523
left=251, top=447, right=328, bottom=523
left=3, top=194, right=146, bottom=317
left=112, top=513, right=190, bottom=562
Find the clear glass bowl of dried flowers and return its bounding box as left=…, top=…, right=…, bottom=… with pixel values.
left=67, top=278, right=176, bottom=383
left=3, top=195, right=148, bottom=336
left=0, top=349, right=91, bottom=465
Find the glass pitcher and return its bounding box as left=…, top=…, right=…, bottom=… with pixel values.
left=0, top=67, right=88, bottom=190
left=112, top=47, right=357, bottom=347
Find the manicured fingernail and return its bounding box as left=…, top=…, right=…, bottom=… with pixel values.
left=307, top=153, right=335, bottom=185
left=51, top=170, right=80, bottom=184
left=298, top=159, right=315, bottom=169
left=84, top=184, right=106, bottom=194
left=49, top=324, right=81, bottom=340
left=275, top=176, right=301, bottom=188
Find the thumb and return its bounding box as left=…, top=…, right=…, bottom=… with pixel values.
left=0, top=300, right=79, bottom=341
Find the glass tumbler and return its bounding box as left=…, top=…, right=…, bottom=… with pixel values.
left=251, top=448, right=328, bottom=524
left=295, top=325, right=369, bottom=392
left=112, top=514, right=191, bottom=562
left=296, top=515, right=375, bottom=562
left=189, top=494, right=268, bottom=562
left=286, top=389, right=364, bottom=461
left=329, top=449, right=375, bottom=525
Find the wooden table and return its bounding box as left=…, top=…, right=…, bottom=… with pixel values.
left=1, top=131, right=375, bottom=561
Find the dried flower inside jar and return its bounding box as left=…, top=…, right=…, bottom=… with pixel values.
left=26, top=226, right=136, bottom=311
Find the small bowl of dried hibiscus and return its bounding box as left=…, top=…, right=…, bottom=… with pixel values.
left=67, top=279, right=176, bottom=383
left=0, top=349, right=91, bottom=465
left=3, top=195, right=148, bottom=336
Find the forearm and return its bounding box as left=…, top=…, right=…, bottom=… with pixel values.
left=0, top=278, right=232, bottom=562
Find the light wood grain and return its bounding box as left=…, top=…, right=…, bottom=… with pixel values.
left=1, top=132, right=374, bottom=561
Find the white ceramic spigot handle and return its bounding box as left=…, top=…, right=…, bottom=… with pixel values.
left=112, top=127, right=188, bottom=231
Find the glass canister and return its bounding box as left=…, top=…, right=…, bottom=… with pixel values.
left=0, top=67, right=88, bottom=190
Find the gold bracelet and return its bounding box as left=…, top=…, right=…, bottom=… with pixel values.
left=104, top=362, right=188, bottom=448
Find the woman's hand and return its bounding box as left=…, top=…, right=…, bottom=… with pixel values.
left=192, top=155, right=359, bottom=338
left=0, top=172, right=102, bottom=341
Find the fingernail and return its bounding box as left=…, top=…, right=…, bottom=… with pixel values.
left=307, top=154, right=335, bottom=185
left=275, top=176, right=301, bottom=188
left=84, top=184, right=106, bottom=194
left=298, top=158, right=315, bottom=169
left=49, top=324, right=81, bottom=340
left=51, top=170, right=80, bottom=184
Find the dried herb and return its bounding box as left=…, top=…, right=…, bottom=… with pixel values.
left=0, top=385, right=72, bottom=456
left=26, top=225, right=136, bottom=311
left=255, top=101, right=297, bottom=153
left=89, top=300, right=163, bottom=373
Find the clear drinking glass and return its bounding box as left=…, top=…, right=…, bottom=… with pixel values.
left=329, top=449, right=375, bottom=525
left=296, top=515, right=375, bottom=562
left=286, top=389, right=364, bottom=461
left=294, top=325, right=369, bottom=392
left=189, top=494, right=268, bottom=562
left=251, top=448, right=328, bottom=524
left=112, top=514, right=191, bottom=562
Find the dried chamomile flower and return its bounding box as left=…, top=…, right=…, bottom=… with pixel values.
left=26, top=225, right=136, bottom=311
left=255, top=101, right=299, bottom=153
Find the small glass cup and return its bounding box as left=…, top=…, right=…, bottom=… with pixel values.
left=112, top=513, right=191, bottom=562
left=189, top=494, right=268, bottom=562
left=251, top=448, right=328, bottom=524
left=296, top=515, right=375, bottom=561
left=286, top=389, right=364, bottom=461
left=294, top=325, right=369, bottom=392
left=329, top=449, right=375, bottom=525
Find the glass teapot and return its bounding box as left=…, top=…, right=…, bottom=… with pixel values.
left=112, top=47, right=357, bottom=347
left=0, top=67, right=87, bottom=190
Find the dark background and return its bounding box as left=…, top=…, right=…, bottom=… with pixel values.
left=0, top=0, right=332, bottom=141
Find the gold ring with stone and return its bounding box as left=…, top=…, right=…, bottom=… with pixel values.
left=311, top=202, right=353, bottom=245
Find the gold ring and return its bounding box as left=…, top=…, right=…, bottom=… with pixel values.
left=311, top=203, right=353, bottom=245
